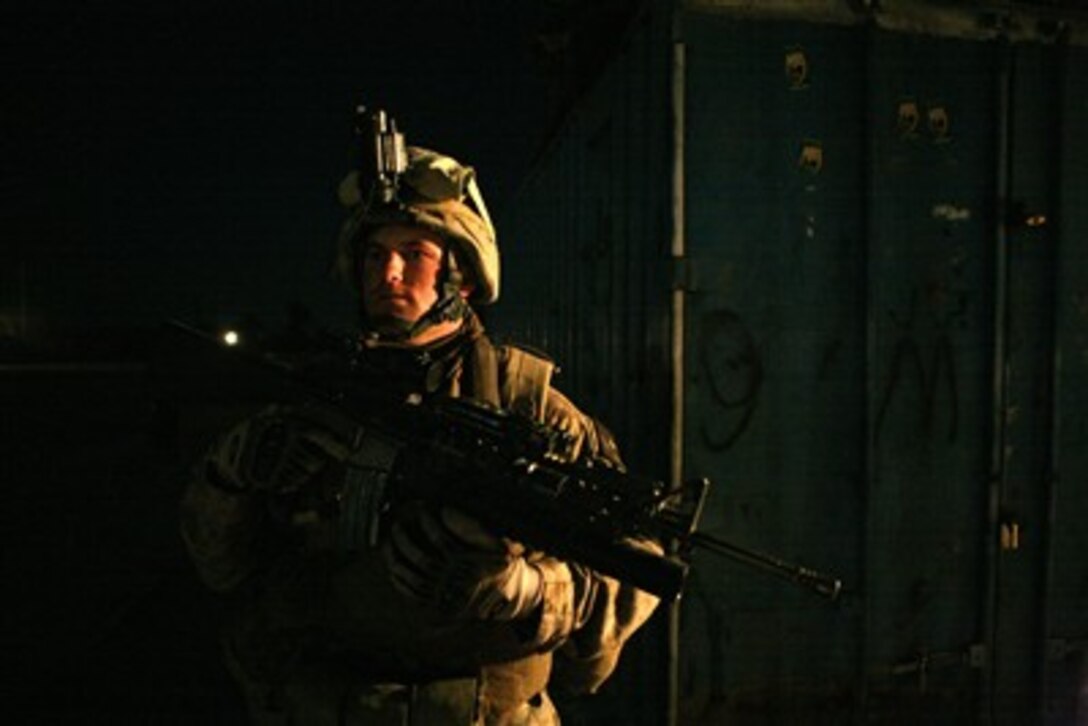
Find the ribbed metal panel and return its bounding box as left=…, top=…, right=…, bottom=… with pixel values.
left=497, top=3, right=1086, bottom=724
left=680, top=14, right=868, bottom=722
left=864, top=29, right=998, bottom=723
left=493, top=11, right=674, bottom=482
left=490, top=9, right=676, bottom=722
left=1044, top=38, right=1088, bottom=725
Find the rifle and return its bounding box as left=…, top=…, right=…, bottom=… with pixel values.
left=155, top=320, right=842, bottom=602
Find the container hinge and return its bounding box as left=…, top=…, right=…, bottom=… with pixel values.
left=670, top=255, right=698, bottom=292
left=876, top=643, right=986, bottom=693
left=1047, top=637, right=1088, bottom=661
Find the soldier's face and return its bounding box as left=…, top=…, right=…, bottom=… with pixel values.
left=361, top=224, right=444, bottom=329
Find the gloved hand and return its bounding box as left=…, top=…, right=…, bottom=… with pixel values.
left=204, top=406, right=350, bottom=495
left=382, top=504, right=544, bottom=622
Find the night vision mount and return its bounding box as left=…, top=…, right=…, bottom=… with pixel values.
left=354, top=105, right=408, bottom=206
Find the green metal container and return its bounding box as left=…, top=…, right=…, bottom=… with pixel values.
left=494, top=1, right=1088, bottom=723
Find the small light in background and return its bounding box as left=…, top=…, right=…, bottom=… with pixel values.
left=222, top=330, right=240, bottom=347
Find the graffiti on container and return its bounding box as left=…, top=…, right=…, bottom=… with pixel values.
left=699, top=309, right=763, bottom=451
left=874, top=287, right=962, bottom=444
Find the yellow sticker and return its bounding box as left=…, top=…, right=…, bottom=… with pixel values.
left=897, top=100, right=920, bottom=138
left=928, top=104, right=950, bottom=141
left=798, top=140, right=823, bottom=174
left=785, top=48, right=808, bottom=89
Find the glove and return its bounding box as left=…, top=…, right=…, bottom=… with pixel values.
left=382, top=504, right=544, bottom=622
left=204, top=406, right=350, bottom=495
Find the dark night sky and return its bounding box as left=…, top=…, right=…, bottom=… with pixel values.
left=2, top=1, right=555, bottom=340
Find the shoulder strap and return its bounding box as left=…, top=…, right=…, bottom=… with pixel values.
left=467, top=334, right=501, bottom=408
left=498, top=345, right=555, bottom=424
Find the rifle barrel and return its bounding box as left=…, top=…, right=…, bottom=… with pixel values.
left=689, top=532, right=842, bottom=600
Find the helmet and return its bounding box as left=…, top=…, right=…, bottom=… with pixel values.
left=334, top=147, right=500, bottom=305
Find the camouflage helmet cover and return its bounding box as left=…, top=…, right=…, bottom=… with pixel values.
left=335, top=147, right=500, bottom=304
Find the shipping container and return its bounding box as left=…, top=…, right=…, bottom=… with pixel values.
left=492, top=1, right=1088, bottom=723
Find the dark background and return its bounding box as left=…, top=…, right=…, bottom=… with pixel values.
left=3, top=1, right=564, bottom=341
left=1, top=1, right=646, bottom=721
left=1, top=0, right=641, bottom=345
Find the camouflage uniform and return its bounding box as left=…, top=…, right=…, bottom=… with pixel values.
left=180, top=313, right=660, bottom=725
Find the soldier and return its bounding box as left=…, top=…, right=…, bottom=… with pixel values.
left=179, top=144, right=660, bottom=725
